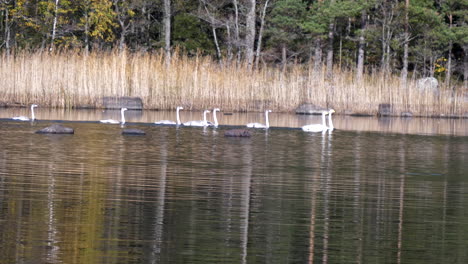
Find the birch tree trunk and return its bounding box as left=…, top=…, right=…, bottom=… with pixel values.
left=233, top=0, right=241, bottom=62
left=326, top=21, right=334, bottom=78
left=314, top=37, right=322, bottom=72
left=3, top=1, right=11, bottom=54
left=50, top=0, right=60, bottom=52
left=356, top=10, right=366, bottom=81
left=255, top=0, right=269, bottom=69
left=226, top=21, right=233, bottom=61
left=84, top=10, right=89, bottom=54
left=118, top=22, right=127, bottom=50
left=400, top=0, right=409, bottom=86
left=245, top=0, right=256, bottom=68
left=201, top=0, right=222, bottom=62
left=209, top=15, right=221, bottom=61
left=281, top=44, right=287, bottom=71
left=445, top=13, right=453, bottom=88
left=464, top=46, right=468, bottom=89
left=163, top=0, right=171, bottom=66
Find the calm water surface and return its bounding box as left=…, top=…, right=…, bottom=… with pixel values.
left=0, top=118, right=467, bottom=263
left=0, top=107, right=467, bottom=136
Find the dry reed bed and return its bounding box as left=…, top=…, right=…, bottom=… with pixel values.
left=0, top=51, right=465, bottom=116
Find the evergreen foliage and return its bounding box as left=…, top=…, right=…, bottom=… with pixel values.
left=0, top=0, right=466, bottom=83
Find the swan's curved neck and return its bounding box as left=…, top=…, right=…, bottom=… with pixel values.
left=31, top=105, right=36, bottom=120
left=121, top=109, right=126, bottom=124
left=265, top=111, right=270, bottom=128
left=328, top=112, right=334, bottom=129
left=203, top=111, right=209, bottom=122
left=176, top=108, right=181, bottom=125
left=321, top=112, right=326, bottom=127
left=213, top=110, right=218, bottom=126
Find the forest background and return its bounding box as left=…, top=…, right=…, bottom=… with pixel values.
left=0, top=0, right=467, bottom=116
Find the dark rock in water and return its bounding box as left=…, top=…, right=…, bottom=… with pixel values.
left=224, top=129, right=251, bottom=137
left=378, top=103, right=393, bottom=117
left=401, top=112, right=413, bottom=118
left=122, top=129, right=146, bottom=135
left=36, top=124, right=74, bottom=134
left=103, top=96, right=143, bottom=110
left=295, top=103, right=327, bottom=115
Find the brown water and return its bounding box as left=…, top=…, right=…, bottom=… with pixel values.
left=0, top=107, right=467, bottom=136
left=0, top=117, right=467, bottom=263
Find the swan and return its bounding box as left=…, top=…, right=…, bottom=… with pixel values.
left=183, top=110, right=211, bottom=127
left=207, top=108, right=220, bottom=127
left=100, top=108, right=128, bottom=124
left=246, top=110, right=272, bottom=129
left=302, top=111, right=328, bottom=132
left=155, top=106, right=184, bottom=125
left=327, top=109, right=335, bottom=131
left=12, top=104, right=38, bottom=121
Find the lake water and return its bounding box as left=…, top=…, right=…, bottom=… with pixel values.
left=0, top=107, right=467, bottom=136
left=0, top=109, right=467, bottom=263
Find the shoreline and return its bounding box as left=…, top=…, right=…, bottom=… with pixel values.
left=1, top=109, right=467, bottom=137
left=1, top=101, right=467, bottom=119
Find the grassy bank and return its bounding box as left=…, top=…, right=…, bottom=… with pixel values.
left=0, top=50, right=466, bottom=117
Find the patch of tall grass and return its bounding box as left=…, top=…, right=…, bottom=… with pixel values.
left=0, top=50, right=465, bottom=116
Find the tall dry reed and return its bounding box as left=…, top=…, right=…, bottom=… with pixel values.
left=0, top=50, right=465, bottom=116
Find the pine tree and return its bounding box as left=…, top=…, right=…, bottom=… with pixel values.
left=267, top=0, right=306, bottom=69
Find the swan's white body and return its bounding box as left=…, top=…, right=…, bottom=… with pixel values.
left=12, top=104, right=38, bottom=121
left=327, top=109, right=335, bottom=131
left=155, top=106, right=184, bottom=125
left=247, top=110, right=272, bottom=129
left=183, top=110, right=211, bottom=127
left=302, top=109, right=335, bottom=132
left=207, top=108, right=220, bottom=127
left=100, top=108, right=128, bottom=124
left=302, top=111, right=328, bottom=132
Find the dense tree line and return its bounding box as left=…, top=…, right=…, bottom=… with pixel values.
left=0, top=0, right=467, bottom=86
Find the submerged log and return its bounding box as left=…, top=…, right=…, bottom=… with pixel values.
left=36, top=124, right=74, bottom=134
left=224, top=129, right=251, bottom=137
left=122, top=129, right=146, bottom=135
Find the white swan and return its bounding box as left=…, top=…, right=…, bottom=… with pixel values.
left=247, top=110, right=272, bottom=129
left=155, top=106, right=184, bottom=125
left=12, top=104, right=38, bottom=121
left=183, top=110, right=211, bottom=127
left=327, top=109, right=335, bottom=131
left=100, top=108, right=128, bottom=124
left=302, top=111, right=328, bottom=132
left=207, top=108, right=220, bottom=127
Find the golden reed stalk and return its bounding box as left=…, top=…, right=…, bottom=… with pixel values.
left=0, top=50, right=465, bottom=116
